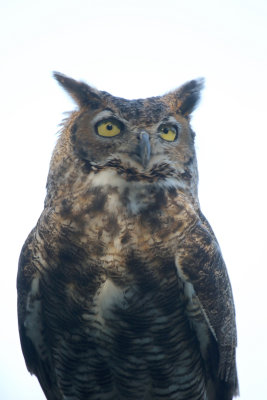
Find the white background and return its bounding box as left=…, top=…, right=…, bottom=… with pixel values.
left=1, top=1, right=266, bottom=399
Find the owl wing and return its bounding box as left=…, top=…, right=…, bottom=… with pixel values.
left=17, top=229, right=62, bottom=400
left=175, top=210, right=239, bottom=397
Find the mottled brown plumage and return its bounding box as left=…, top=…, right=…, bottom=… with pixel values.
left=17, top=72, right=238, bottom=399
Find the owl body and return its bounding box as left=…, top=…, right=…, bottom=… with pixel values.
left=17, top=73, right=238, bottom=399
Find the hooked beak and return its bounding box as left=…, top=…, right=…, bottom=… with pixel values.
left=139, top=132, right=151, bottom=169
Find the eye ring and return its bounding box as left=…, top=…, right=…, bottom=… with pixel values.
left=96, top=119, right=123, bottom=138
left=159, top=124, right=178, bottom=142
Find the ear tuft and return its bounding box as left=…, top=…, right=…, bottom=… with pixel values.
left=53, top=72, right=102, bottom=109
left=168, top=78, right=204, bottom=116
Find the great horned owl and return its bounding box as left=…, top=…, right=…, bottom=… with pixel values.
left=17, top=73, right=239, bottom=400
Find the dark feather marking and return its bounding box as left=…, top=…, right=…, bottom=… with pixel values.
left=75, top=146, right=90, bottom=160
left=81, top=160, right=92, bottom=174
left=104, top=214, right=120, bottom=236
left=180, top=169, right=192, bottom=181
left=85, top=187, right=107, bottom=214
left=126, top=254, right=161, bottom=292
left=121, top=231, right=131, bottom=244
left=60, top=199, right=73, bottom=217
left=184, top=156, right=194, bottom=167
left=70, top=121, right=78, bottom=143
left=167, top=186, right=178, bottom=198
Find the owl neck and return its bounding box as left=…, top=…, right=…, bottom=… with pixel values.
left=45, top=156, right=200, bottom=214
left=83, top=165, right=200, bottom=213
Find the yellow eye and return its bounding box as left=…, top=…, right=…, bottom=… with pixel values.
left=96, top=120, right=121, bottom=137
left=159, top=126, right=177, bottom=142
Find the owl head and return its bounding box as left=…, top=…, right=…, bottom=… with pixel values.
left=47, top=73, right=203, bottom=205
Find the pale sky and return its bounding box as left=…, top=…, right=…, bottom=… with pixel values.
left=1, top=1, right=267, bottom=399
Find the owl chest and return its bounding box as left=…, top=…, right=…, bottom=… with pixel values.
left=52, top=184, right=188, bottom=304
left=63, top=183, right=186, bottom=262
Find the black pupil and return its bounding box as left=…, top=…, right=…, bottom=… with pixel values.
left=107, top=124, right=113, bottom=131
left=163, top=127, right=169, bottom=134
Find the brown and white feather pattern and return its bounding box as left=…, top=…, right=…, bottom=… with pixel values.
left=17, top=72, right=238, bottom=400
